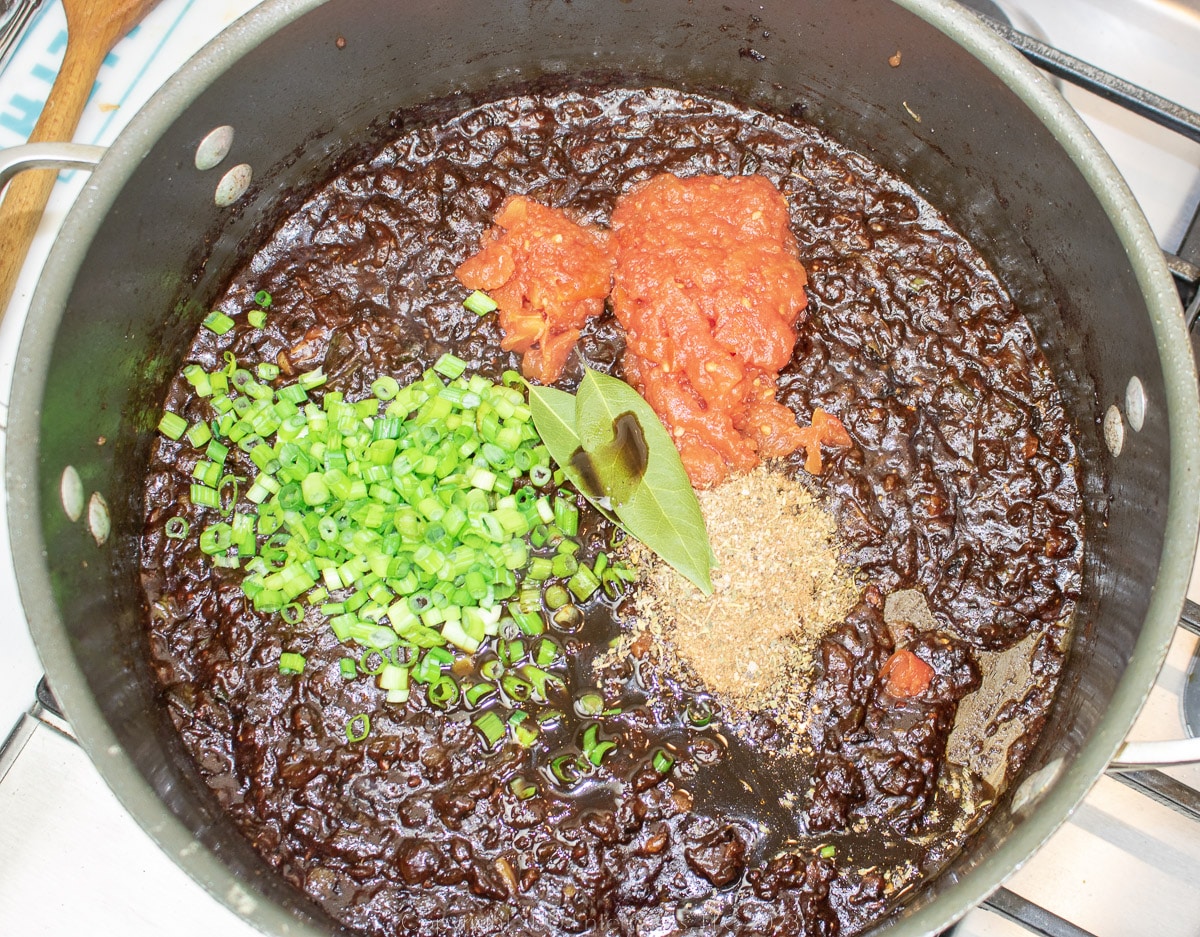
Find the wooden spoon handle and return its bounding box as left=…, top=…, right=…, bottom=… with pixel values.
left=0, top=36, right=112, bottom=319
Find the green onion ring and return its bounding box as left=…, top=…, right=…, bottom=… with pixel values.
left=345, top=713, right=370, bottom=742
left=427, top=675, right=460, bottom=710
left=359, top=649, right=388, bottom=676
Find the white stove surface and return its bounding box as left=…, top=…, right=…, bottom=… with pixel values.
left=1, top=1, right=1199, bottom=935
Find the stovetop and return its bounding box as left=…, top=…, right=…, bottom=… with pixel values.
left=1, top=2, right=1198, bottom=935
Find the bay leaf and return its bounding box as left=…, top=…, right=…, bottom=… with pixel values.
left=576, top=368, right=714, bottom=595
left=526, top=382, right=624, bottom=529
left=526, top=383, right=581, bottom=466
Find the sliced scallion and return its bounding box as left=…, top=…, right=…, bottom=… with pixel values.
left=157, top=412, right=188, bottom=440
left=472, top=710, right=506, bottom=749
left=508, top=776, right=538, bottom=800
left=203, top=310, right=236, bottom=335
left=463, top=290, right=498, bottom=316
left=345, top=713, right=371, bottom=742
left=550, top=753, right=585, bottom=788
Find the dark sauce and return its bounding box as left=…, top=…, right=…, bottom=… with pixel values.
left=140, top=86, right=1082, bottom=936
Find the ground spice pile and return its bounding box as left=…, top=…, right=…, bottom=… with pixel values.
left=630, top=465, right=859, bottom=714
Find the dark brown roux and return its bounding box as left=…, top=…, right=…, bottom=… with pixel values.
left=141, top=87, right=1082, bottom=936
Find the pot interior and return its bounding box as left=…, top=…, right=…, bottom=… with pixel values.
left=10, top=0, right=1184, bottom=934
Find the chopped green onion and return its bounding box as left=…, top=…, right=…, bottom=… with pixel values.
left=501, top=672, right=533, bottom=702
left=157, top=412, right=188, bottom=440
left=359, top=649, right=388, bottom=676
left=508, top=776, right=538, bottom=800
left=199, top=523, right=232, bottom=555
left=278, top=651, right=306, bottom=674
left=427, top=674, right=461, bottom=709
left=819, top=844, right=836, bottom=859
left=651, top=748, right=675, bottom=774
left=464, top=681, right=497, bottom=708
left=463, top=290, right=498, bottom=315
left=550, top=753, right=585, bottom=788
left=189, top=484, right=221, bottom=509
left=685, top=699, right=715, bottom=728
left=247, top=309, right=267, bottom=329
left=551, top=552, right=579, bottom=579
left=567, top=564, right=601, bottom=601
left=535, top=637, right=561, bottom=667
left=203, top=310, right=236, bottom=335
left=433, top=353, right=468, bottom=379
left=544, top=585, right=571, bottom=610
left=254, top=290, right=273, bottom=308
left=517, top=664, right=562, bottom=701
left=371, top=375, right=399, bottom=400
left=526, top=557, right=553, bottom=581
left=551, top=604, right=582, bottom=631
left=162, top=362, right=563, bottom=711
left=508, top=710, right=539, bottom=747
left=575, top=692, right=605, bottom=717
left=345, top=713, right=371, bottom=742
left=472, top=710, right=506, bottom=749
left=553, top=497, right=579, bottom=537
left=480, top=658, right=505, bottom=682
left=510, top=608, right=545, bottom=637
left=164, top=517, right=190, bottom=539
left=581, top=723, right=616, bottom=766
left=185, top=421, right=212, bottom=447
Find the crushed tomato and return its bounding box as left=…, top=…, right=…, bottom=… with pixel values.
left=457, top=177, right=854, bottom=486
left=611, top=173, right=817, bottom=488
left=455, top=196, right=615, bottom=383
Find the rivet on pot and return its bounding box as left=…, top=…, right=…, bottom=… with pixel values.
left=1103, top=403, right=1124, bottom=457
left=1125, top=376, right=1146, bottom=432
left=60, top=466, right=84, bottom=522
left=1009, top=757, right=1063, bottom=815
left=226, top=882, right=259, bottom=916
left=87, top=492, right=111, bottom=546
left=214, top=163, right=252, bottom=207
left=194, top=125, right=234, bottom=171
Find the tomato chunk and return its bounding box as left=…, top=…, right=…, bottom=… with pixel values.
left=794, top=407, right=853, bottom=475
left=879, top=649, right=934, bottom=700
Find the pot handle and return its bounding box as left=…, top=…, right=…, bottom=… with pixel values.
left=0, top=142, right=105, bottom=192
left=1111, top=601, right=1200, bottom=769
left=1111, top=737, right=1200, bottom=770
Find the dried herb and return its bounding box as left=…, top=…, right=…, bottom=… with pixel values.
left=527, top=369, right=714, bottom=594
left=527, top=382, right=622, bottom=529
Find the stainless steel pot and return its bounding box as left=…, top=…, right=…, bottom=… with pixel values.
left=4, top=0, right=1198, bottom=934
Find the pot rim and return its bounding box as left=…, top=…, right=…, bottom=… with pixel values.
left=7, top=1, right=1199, bottom=935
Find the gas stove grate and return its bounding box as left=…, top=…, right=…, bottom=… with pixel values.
left=977, top=12, right=1200, bottom=301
